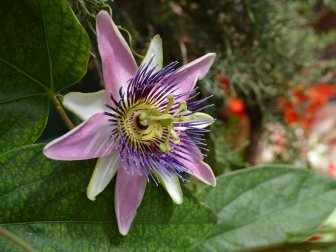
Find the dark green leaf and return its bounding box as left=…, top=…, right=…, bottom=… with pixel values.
left=196, top=165, right=336, bottom=251
left=0, top=145, right=216, bottom=251
left=0, top=0, right=90, bottom=153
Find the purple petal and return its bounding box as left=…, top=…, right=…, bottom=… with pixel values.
left=96, top=11, right=138, bottom=99
left=172, top=53, right=216, bottom=99
left=115, top=168, right=147, bottom=235
left=43, top=113, right=115, bottom=160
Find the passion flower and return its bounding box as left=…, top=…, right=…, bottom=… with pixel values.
left=44, top=11, right=216, bottom=235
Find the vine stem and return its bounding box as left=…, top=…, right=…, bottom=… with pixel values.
left=50, top=94, right=75, bottom=130
left=117, top=25, right=144, bottom=60
left=0, top=227, right=36, bottom=252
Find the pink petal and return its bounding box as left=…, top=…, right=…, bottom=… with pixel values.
left=179, top=140, right=216, bottom=186
left=115, top=168, right=147, bottom=235
left=43, top=113, right=115, bottom=160
left=186, top=160, right=216, bottom=187
left=96, top=11, right=138, bottom=100
left=172, top=53, right=216, bottom=99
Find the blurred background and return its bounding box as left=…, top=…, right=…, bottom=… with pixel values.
left=43, top=0, right=336, bottom=188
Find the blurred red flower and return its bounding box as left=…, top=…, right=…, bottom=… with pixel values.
left=216, top=72, right=230, bottom=92
left=279, top=83, right=336, bottom=129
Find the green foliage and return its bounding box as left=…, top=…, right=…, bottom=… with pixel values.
left=112, top=0, right=321, bottom=102
left=324, top=0, right=336, bottom=12
left=0, top=144, right=216, bottom=251
left=72, top=0, right=112, bottom=33
left=195, top=165, right=336, bottom=251
left=0, top=0, right=90, bottom=154
left=205, top=120, right=247, bottom=175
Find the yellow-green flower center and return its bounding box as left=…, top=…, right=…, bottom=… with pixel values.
left=120, top=94, right=190, bottom=152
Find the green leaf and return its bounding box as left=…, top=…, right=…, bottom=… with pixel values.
left=196, top=165, right=336, bottom=251
left=0, top=0, right=90, bottom=154
left=0, top=145, right=216, bottom=251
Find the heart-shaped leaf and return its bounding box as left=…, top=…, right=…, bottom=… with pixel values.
left=0, top=0, right=90, bottom=154
left=195, top=165, right=336, bottom=251
left=0, top=145, right=216, bottom=251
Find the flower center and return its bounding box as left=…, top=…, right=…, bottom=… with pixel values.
left=115, top=94, right=189, bottom=153
left=138, top=94, right=188, bottom=152
left=120, top=102, right=163, bottom=147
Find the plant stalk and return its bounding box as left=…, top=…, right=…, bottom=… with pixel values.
left=50, top=94, right=75, bottom=130
left=0, top=227, right=36, bottom=252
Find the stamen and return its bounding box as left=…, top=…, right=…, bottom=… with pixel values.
left=164, top=94, right=174, bottom=114
left=173, top=101, right=187, bottom=116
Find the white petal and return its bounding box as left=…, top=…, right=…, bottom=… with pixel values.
left=157, top=173, right=183, bottom=204
left=86, top=151, right=119, bottom=201
left=142, top=35, right=163, bottom=70
left=62, top=90, right=108, bottom=121
left=175, top=112, right=214, bottom=131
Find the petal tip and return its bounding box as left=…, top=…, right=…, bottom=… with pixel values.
left=204, top=52, right=216, bottom=66
left=86, top=186, right=97, bottom=201
left=96, top=10, right=110, bottom=20
left=201, top=174, right=216, bottom=187
left=187, top=160, right=217, bottom=187
left=43, top=144, right=57, bottom=160
left=118, top=226, right=130, bottom=236
left=174, top=197, right=184, bottom=205
left=170, top=189, right=184, bottom=205
left=210, top=179, right=217, bottom=187
left=204, top=166, right=217, bottom=187
left=207, top=52, right=216, bottom=58
left=153, top=34, right=162, bottom=40
left=86, top=193, right=96, bottom=201
left=116, top=211, right=134, bottom=236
